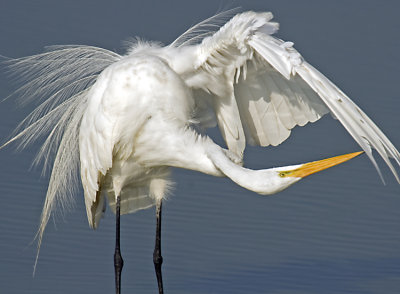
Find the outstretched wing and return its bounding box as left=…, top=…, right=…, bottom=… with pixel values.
left=181, top=11, right=400, bottom=181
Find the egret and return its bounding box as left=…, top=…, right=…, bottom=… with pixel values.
left=2, top=10, right=400, bottom=294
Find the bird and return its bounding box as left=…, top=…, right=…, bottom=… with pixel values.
left=1, top=10, right=400, bottom=294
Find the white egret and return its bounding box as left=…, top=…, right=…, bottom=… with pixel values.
left=2, top=10, right=400, bottom=294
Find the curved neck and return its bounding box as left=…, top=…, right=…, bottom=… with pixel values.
left=205, top=144, right=301, bottom=195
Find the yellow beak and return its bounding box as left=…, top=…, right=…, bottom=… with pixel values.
left=278, top=151, right=364, bottom=178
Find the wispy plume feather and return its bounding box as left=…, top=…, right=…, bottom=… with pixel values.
left=1, top=45, right=121, bottom=272
left=170, top=8, right=241, bottom=48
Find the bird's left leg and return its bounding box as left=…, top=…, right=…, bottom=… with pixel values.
left=153, top=198, right=164, bottom=294
left=114, top=195, right=124, bottom=294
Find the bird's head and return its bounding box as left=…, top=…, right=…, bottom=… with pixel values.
left=254, top=151, right=364, bottom=195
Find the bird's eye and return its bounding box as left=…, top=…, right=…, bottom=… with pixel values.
left=279, top=171, right=292, bottom=178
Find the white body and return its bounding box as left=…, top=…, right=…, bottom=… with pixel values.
left=80, top=53, right=302, bottom=226
left=79, top=55, right=218, bottom=222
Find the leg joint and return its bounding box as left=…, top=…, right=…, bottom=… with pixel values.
left=114, top=250, right=124, bottom=270
left=153, top=250, right=163, bottom=266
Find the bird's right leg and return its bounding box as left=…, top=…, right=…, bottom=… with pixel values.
left=153, top=198, right=164, bottom=294
left=114, top=195, right=124, bottom=294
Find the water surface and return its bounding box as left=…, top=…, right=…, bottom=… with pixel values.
left=1, top=1, right=400, bottom=293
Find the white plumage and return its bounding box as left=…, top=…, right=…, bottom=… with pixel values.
left=2, top=10, right=400, bottom=272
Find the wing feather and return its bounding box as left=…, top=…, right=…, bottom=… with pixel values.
left=233, top=67, right=329, bottom=147
left=187, top=11, right=399, bottom=181
left=252, top=74, right=290, bottom=146
left=79, top=75, right=115, bottom=227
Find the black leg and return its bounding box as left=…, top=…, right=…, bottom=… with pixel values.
left=114, top=195, right=124, bottom=294
left=153, top=199, right=164, bottom=294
